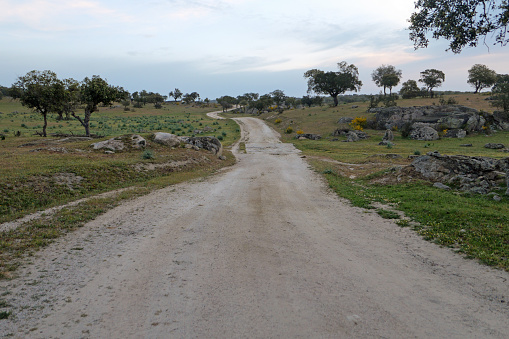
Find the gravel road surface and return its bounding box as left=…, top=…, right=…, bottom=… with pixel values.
left=1, top=117, right=508, bottom=338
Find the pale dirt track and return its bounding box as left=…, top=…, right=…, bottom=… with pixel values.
left=1, top=117, right=508, bottom=338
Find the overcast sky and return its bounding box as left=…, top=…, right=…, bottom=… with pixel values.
left=1, top=0, right=507, bottom=99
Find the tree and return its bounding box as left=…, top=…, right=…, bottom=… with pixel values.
left=250, top=94, right=273, bottom=113
left=419, top=69, right=445, bottom=98
left=304, top=61, right=362, bottom=107
left=399, top=80, right=421, bottom=99
left=301, top=95, right=323, bottom=107
left=216, top=95, right=236, bottom=112
left=72, top=76, right=126, bottom=137
left=11, top=70, right=63, bottom=137
left=467, top=64, right=498, bottom=93
left=270, top=89, right=286, bottom=112
left=491, top=74, right=509, bottom=111
left=371, top=65, right=402, bottom=95
left=409, top=0, right=509, bottom=53
left=169, top=88, right=182, bottom=102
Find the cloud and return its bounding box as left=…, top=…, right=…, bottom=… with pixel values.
left=0, top=0, right=132, bottom=32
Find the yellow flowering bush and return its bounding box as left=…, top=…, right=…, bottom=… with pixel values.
left=350, top=117, right=367, bottom=131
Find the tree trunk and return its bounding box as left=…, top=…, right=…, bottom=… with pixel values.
left=332, top=95, right=339, bottom=107
left=42, top=112, right=47, bottom=137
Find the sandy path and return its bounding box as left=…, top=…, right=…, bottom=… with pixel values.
left=1, top=117, right=508, bottom=338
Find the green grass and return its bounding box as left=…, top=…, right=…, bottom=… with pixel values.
left=376, top=209, right=400, bottom=219
left=314, top=159, right=509, bottom=271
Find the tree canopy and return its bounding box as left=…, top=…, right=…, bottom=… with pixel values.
left=399, top=80, right=421, bottom=99
left=419, top=69, right=445, bottom=98
left=371, top=65, right=402, bottom=95
left=11, top=70, right=62, bottom=137
left=409, top=0, right=509, bottom=53
left=169, top=88, right=183, bottom=102
left=304, top=61, right=362, bottom=107
left=467, top=64, right=498, bottom=93
left=491, top=74, right=509, bottom=111
left=73, top=76, right=126, bottom=137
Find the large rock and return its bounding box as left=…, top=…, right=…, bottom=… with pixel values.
left=152, top=132, right=180, bottom=147
left=345, top=131, right=359, bottom=142
left=179, top=136, right=223, bottom=156
left=383, top=129, right=394, bottom=141
left=409, top=125, right=439, bottom=141
left=91, top=134, right=146, bottom=152
left=337, top=117, right=353, bottom=124
left=484, top=143, right=505, bottom=149
left=369, top=105, right=491, bottom=132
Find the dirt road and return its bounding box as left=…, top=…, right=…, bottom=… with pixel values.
left=1, top=117, right=508, bottom=338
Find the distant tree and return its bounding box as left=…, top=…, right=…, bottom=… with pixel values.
left=409, top=0, right=509, bottom=53
left=285, top=96, right=299, bottom=109
left=250, top=94, right=273, bottom=113
left=73, top=76, right=126, bottom=137
left=491, top=74, right=509, bottom=111
left=0, top=85, right=9, bottom=97
left=204, top=98, right=210, bottom=105
left=11, top=70, right=63, bottom=137
left=270, top=89, right=286, bottom=112
left=216, top=95, right=236, bottom=112
left=301, top=95, right=323, bottom=107
left=169, top=88, right=182, bottom=102
left=467, top=64, right=498, bottom=93
left=304, top=61, right=362, bottom=107
left=182, top=93, right=193, bottom=105
left=371, top=65, right=402, bottom=95
left=399, top=80, right=421, bottom=99
left=419, top=69, right=445, bottom=98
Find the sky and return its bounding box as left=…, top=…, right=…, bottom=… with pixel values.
left=1, top=0, right=508, bottom=100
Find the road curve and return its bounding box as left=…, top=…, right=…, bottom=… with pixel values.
left=1, top=117, right=508, bottom=338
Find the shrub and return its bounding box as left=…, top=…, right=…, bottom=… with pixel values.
left=296, top=129, right=304, bottom=135
left=141, top=150, right=155, bottom=159
left=350, top=117, right=367, bottom=131
left=285, top=126, right=293, bottom=134
left=275, top=118, right=282, bottom=124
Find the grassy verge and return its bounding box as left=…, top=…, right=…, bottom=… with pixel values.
left=312, top=159, right=509, bottom=271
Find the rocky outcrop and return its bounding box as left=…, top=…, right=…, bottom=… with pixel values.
left=152, top=132, right=180, bottom=147
left=91, top=134, right=146, bottom=152
left=409, top=125, right=439, bottom=141
left=179, top=136, right=223, bottom=156
left=369, top=105, right=490, bottom=132
left=484, top=143, right=505, bottom=149
left=410, top=151, right=509, bottom=194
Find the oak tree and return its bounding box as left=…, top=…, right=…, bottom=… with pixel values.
left=11, top=70, right=62, bottom=137
left=371, top=65, right=402, bottom=95
left=304, top=61, right=362, bottom=107
left=467, top=64, right=498, bottom=93
left=419, top=69, right=445, bottom=98
left=409, top=0, right=509, bottom=53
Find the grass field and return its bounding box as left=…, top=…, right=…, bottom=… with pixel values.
left=226, top=93, right=509, bottom=271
